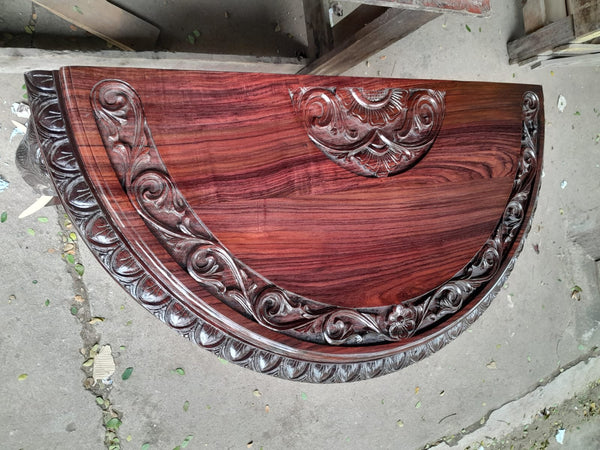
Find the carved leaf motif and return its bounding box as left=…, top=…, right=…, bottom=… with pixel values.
left=290, top=87, right=446, bottom=177
left=88, top=79, right=540, bottom=348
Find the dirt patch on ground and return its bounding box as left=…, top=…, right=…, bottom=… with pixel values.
left=471, top=377, right=600, bottom=449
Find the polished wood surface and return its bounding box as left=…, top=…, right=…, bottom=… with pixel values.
left=61, top=67, right=523, bottom=308
left=25, top=67, right=544, bottom=381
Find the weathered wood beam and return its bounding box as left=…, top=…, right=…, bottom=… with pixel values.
left=332, top=4, right=388, bottom=44
left=507, top=15, right=575, bottom=64
left=299, top=8, right=439, bottom=75
left=303, top=0, right=333, bottom=60
left=341, top=0, right=490, bottom=16
left=32, top=0, right=159, bottom=51
left=570, top=0, right=600, bottom=42
left=0, top=48, right=304, bottom=74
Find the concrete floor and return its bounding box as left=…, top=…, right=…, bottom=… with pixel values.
left=1, top=1, right=599, bottom=449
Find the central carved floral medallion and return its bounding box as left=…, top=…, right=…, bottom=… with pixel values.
left=290, top=87, right=446, bottom=177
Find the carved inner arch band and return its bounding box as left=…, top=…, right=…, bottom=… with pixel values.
left=26, top=68, right=542, bottom=382
left=90, top=79, right=540, bottom=347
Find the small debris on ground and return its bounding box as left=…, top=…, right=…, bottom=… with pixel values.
left=92, top=345, right=115, bottom=383
left=18, top=195, right=54, bottom=218
left=11, top=102, right=30, bottom=119
left=555, top=428, right=565, bottom=444
left=330, top=2, right=343, bottom=17
left=121, top=367, right=133, bottom=380
left=557, top=95, right=567, bottom=113
left=571, top=285, right=582, bottom=301
left=10, top=120, right=26, bottom=143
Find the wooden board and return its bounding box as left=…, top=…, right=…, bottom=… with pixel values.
left=33, top=0, right=160, bottom=51
left=342, top=0, right=491, bottom=16
left=24, top=68, right=544, bottom=382
left=570, top=0, right=600, bottom=42
left=508, top=15, right=575, bottom=63
left=300, top=8, right=439, bottom=75
left=523, top=0, right=548, bottom=33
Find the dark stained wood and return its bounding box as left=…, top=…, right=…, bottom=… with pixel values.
left=332, top=5, right=389, bottom=44
left=25, top=67, right=544, bottom=381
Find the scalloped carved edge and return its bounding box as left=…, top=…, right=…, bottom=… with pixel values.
left=26, top=70, right=541, bottom=382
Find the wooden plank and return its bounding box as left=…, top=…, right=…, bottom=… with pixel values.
left=507, top=15, right=575, bottom=64
left=332, top=4, right=389, bottom=44
left=342, top=0, right=491, bottom=16
left=569, top=0, right=600, bottom=42
left=0, top=48, right=304, bottom=74
left=32, top=0, right=159, bottom=51
left=299, top=8, right=439, bottom=75
left=531, top=50, right=600, bottom=66
left=545, top=0, right=568, bottom=22
left=302, top=0, right=333, bottom=60
left=523, top=0, right=547, bottom=33
left=552, top=42, right=600, bottom=53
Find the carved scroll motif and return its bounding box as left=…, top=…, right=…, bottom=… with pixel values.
left=26, top=70, right=540, bottom=381
left=90, top=80, right=540, bottom=348
left=290, top=87, right=445, bottom=177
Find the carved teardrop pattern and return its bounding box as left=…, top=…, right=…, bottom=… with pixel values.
left=290, top=87, right=445, bottom=177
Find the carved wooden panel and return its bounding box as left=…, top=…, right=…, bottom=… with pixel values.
left=25, top=67, right=543, bottom=382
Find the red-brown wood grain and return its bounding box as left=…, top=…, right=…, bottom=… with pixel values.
left=59, top=67, right=527, bottom=309
left=27, top=67, right=543, bottom=380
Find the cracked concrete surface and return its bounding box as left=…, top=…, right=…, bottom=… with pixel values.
left=1, top=1, right=599, bottom=449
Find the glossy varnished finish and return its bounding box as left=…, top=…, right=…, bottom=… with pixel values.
left=26, top=67, right=543, bottom=381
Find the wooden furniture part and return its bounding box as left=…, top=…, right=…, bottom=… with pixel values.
left=303, top=0, right=490, bottom=75
left=22, top=67, right=543, bottom=382
left=508, top=0, right=600, bottom=68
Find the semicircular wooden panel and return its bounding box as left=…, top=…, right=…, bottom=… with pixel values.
left=24, top=67, right=543, bottom=382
